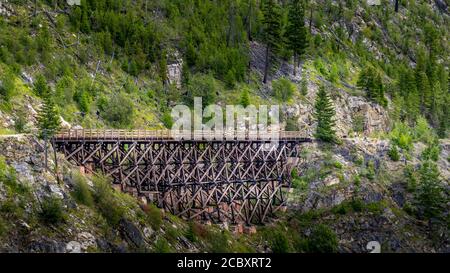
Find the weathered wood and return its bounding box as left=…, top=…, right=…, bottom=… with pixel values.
left=53, top=130, right=311, bottom=224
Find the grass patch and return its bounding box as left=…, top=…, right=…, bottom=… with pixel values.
left=154, top=238, right=172, bottom=253
left=92, top=175, right=125, bottom=227
left=71, top=171, right=94, bottom=207
left=306, top=224, right=338, bottom=253
left=141, top=203, right=163, bottom=230
left=38, top=196, right=67, bottom=225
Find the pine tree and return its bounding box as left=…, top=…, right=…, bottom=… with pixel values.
left=37, top=88, right=61, bottom=139
left=314, top=85, right=336, bottom=142
left=240, top=88, right=250, bottom=107
left=357, top=66, right=387, bottom=107
left=416, top=160, right=445, bottom=220
left=398, top=68, right=420, bottom=121
left=262, top=0, right=282, bottom=83
left=286, top=0, right=308, bottom=76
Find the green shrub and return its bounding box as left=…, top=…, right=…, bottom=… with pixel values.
left=39, top=196, right=66, bottom=225
left=404, top=165, right=418, bottom=192
left=414, top=117, right=434, bottom=144
left=273, top=77, right=296, bottom=102
left=0, top=70, right=16, bottom=102
left=421, top=143, right=440, bottom=162
left=71, top=172, right=94, bottom=207
left=92, top=175, right=125, bottom=226
left=366, top=201, right=387, bottom=214
left=285, top=117, right=299, bottom=131
left=161, top=111, right=173, bottom=129
left=186, top=221, right=208, bottom=243
left=0, top=216, right=7, bottom=237
left=13, top=111, right=27, bottom=133
left=208, top=230, right=232, bottom=253
left=365, top=160, right=376, bottom=180
left=154, top=238, right=172, bottom=253
left=101, top=92, right=135, bottom=128
left=300, top=77, right=308, bottom=96
left=390, top=122, right=413, bottom=151
left=270, top=229, right=290, bottom=253
left=388, top=145, right=400, bottom=161
left=306, top=224, right=338, bottom=253
left=0, top=157, right=28, bottom=195
left=142, top=203, right=163, bottom=230
left=352, top=114, right=365, bottom=134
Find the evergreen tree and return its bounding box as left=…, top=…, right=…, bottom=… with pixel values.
left=0, top=70, right=15, bottom=102
left=240, top=88, right=250, bottom=107
left=416, top=160, right=445, bottom=220
left=398, top=67, right=420, bottom=121
left=34, top=74, right=49, bottom=98
left=262, top=0, right=282, bottom=83
left=357, top=66, right=387, bottom=107
left=285, top=0, right=308, bottom=76
left=314, top=85, right=336, bottom=142
left=37, top=88, right=61, bottom=139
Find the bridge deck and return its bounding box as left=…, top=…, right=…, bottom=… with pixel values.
left=53, top=129, right=312, bottom=142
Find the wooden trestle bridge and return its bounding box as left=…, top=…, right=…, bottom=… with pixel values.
left=52, top=129, right=312, bottom=224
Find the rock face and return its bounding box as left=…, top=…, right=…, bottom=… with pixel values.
left=0, top=135, right=200, bottom=253
left=167, top=51, right=183, bottom=88
left=250, top=41, right=390, bottom=138
left=287, top=137, right=449, bottom=253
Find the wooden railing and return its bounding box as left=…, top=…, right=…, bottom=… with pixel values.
left=53, top=129, right=312, bottom=141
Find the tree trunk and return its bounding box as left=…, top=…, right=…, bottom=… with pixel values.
left=309, top=8, right=313, bottom=33
left=263, top=45, right=270, bottom=84
left=395, top=0, right=399, bottom=12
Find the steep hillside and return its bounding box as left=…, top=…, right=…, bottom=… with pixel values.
left=0, top=0, right=449, bottom=253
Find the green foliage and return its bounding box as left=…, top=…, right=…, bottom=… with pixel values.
left=414, top=117, right=434, bottom=142
left=101, top=92, right=134, bottom=128
left=365, top=160, right=376, bottom=180
left=239, top=88, right=250, bottom=107
left=285, top=117, right=299, bottom=131
left=161, top=111, right=173, bottom=129
left=0, top=156, right=28, bottom=196
left=306, top=224, right=338, bottom=253
left=71, top=172, right=94, bottom=207
left=38, top=196, right=66, bottom=225
left=208, top=230, right=233, bottom=253
left=142, top=203, right=163, bottom=230
left=390, top=122, right=413, bottom=151
left=185, top=222, right=208, bottom=243
left=404, top=164, right=418, bottom=192
left=416, top=161, right=445, bottom=220
left=261, top=0, right=282, bottom=83
left=14, top=110, right=28, bottom=133
left=37, top=87, right=61, bottom=139
left=185, top=74, right=219, bottom=107
left=300, top=77, right=308, bottom=96
left=92, top=175, right=125, bottom=226
left=34, top=74, right=49, bottom=98
left=270, top=229, right=290, bottom=253
left=0, top=70, right=15, bottom=102
left=285, top=0, right=308, bottom=76
left=331, top=199, right=364, bottom=215
left=352, top=114, right=365, bottom=134
left=357, top=65, right=387, bottom=107
left=273, top=77, right=295, bottom=102
left=314, top=85, right=336, bottom=142
left=421, top=142, right=441, bottom=162
left=154, top=238, right=172, bottom=253
left=388, top=145, right=400, bottom=161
